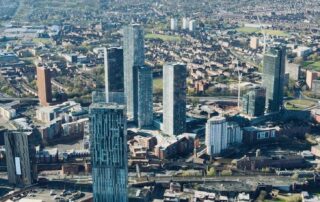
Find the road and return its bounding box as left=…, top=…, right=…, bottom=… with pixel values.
left=188, top=96, right=238, bottom=102
left=0, top=96, right=237, bottom=103
left=39, top=174, right=300, bottom=187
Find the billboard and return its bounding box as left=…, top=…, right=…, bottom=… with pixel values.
left=15, top=157, right=21, bottom=175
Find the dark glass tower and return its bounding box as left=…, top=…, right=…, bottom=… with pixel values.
left=4, top=130, right=37, bottom=186
left=163, top=63, right=187, bottom=135
left=137, top=66, right=153, bottom=128
left=262, top=46, right=286, bottom=113
left=105, top=47, right=125, bottom=104
left=242, top=87, right=266, bottom=117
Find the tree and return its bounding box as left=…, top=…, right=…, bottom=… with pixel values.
left=221, top=170, right=232, bottom=176
left=207, top=167, right=216, bottom=177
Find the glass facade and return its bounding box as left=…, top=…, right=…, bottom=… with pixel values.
left=89, top=103, right=128, bottom=202
left=262, top=46, right=286, bottom=113
left=163, top=63, right=187, bottom=135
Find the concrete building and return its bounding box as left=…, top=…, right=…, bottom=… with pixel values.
left=35, top=101, right=83, bottom=124
left=4, top=130, right=37, bottom=186
left=242, top=126, right=280, bottom=144
left=170, top=18, right=178, bottom=31
left=104, top=47, right=124, bottom=103
left=293, top=46, right=312, bottom=58
left=236, top=155, right=306, bottom=171
left=226, top=122, right=243, bottom=146
left=250, top=37, right=259, bottom=50
left=154, top=134, right=194, bottom=160
left=262, top=46, right=286, bottom=113
left=312, top=80, right=320, bottom=96
left=182, top=17, right=189, bottom=30
left=137, top=66, right=153, bottom=128
left=306, top=70, right=318, bottom=89
left=0, top=104, right=16, bottom=120
left=205, top=116, right=227, bottom=156
left=0, top=52, right=19, bottom=65
left=311, top=145, right=320, bottom=158
left=89, top=103, right=128, bottom=202
left=123, top=24, right=145, bottom=121
left=37, top=65, right=52, bottom=106
left=286, top=62, right=300, bottom=81
left=163, top=63, right=187, bottom=135
left=189, top=20, right=196, bottom=31
left=242, top=87, right=266, bottom=117
left=62, top=118, right=88, bottom=137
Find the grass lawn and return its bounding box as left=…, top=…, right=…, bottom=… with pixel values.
left=145, top=33, right=181, bottom=42
left=236, top=27, right=288, bottom=37
left=305, top=61, right=320, bottom=71
left=276, top=194, right=301, bottom=202
left=285, top=99, right=316, bottom=110
left=32, top=38, right=52, bottom=45
left=153, top=77, right=163, bottom=91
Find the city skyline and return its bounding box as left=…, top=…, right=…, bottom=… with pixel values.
left=0, top=0, right=320, bottom=201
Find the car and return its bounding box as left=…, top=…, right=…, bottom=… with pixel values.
left=27, top=193, right=36, bottom=197
left=50, top=190, right=56, bottom=196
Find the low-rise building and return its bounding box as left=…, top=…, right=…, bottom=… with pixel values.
left=236, top=155, right=307, bottom=170
left=35, top=101, right=85, bottom=123
left=62, top=118, right=88, bottom=137
left=311, top=145, right=320, bottom=158
left=0, top=105, right=16, bottom=120
left=154, top=134, right=194, bottom=160
left=242, top=126, right=280, bottom=144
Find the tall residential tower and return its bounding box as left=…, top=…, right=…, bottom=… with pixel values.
left=262, top=46, right=286, bottom=113
left=137, top=66, right=153, bottom=128
left=90, top=103, right=128, bottom=202
left=123, top=24, right=145, bottom=121
left=4, top=130, right=37, bottom=186
left=104, top=47, right=125, bottom=104
left=163, top=63, right=187, bottom=135
left=37, top=65, right=52, bottom=106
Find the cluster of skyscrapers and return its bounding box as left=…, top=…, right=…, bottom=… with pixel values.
left=207, top=45, right=287, bottom=156
left=90, top=24, right=188, bottom=201
left=242, top=45, right=286, bottom=116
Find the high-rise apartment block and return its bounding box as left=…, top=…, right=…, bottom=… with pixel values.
left=163, top=63, right=187, bottom=135
left=205, top=117, right=242, bottom=156
left=37, top=65, right=52, bottom=106
left=205, top=116, right=227, bottom=156
left=123, top=24, right=145, bottom=120
left=306, top=70, right=318, bottom=90
left=170, top=18, right=178, bottom=30
left=4, top=130, right=37, bottom=186
left=104, top=47, right=125, bottom=104
left=262, top=46, right=286, bottom=113
left=242, top=87, right=266, bottom=117
left=90, top=103, right=128, bottom=202
left=250, top=37, right=259, bottom=50
left=137, top=66, right=153, bottom=128
left=182, top=17, right=189, bottom=30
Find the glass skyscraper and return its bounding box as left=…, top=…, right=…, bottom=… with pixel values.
left=89, top=103, right=128, bottom=202
left=4, top=130, right=37, bottom=187
left=137, top=66, right=153, bottom=128
left=104, top=47, right=125, bottom=104
left=123, top=24, right=145, bottom=121
left=163, top=63, right=187, bottom=135
left=242, top=87, right=266, bottom=117
left=262, top=46, right=286, bottom=113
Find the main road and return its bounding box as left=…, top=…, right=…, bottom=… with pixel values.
left=0, top=96, right=238, bottom=103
